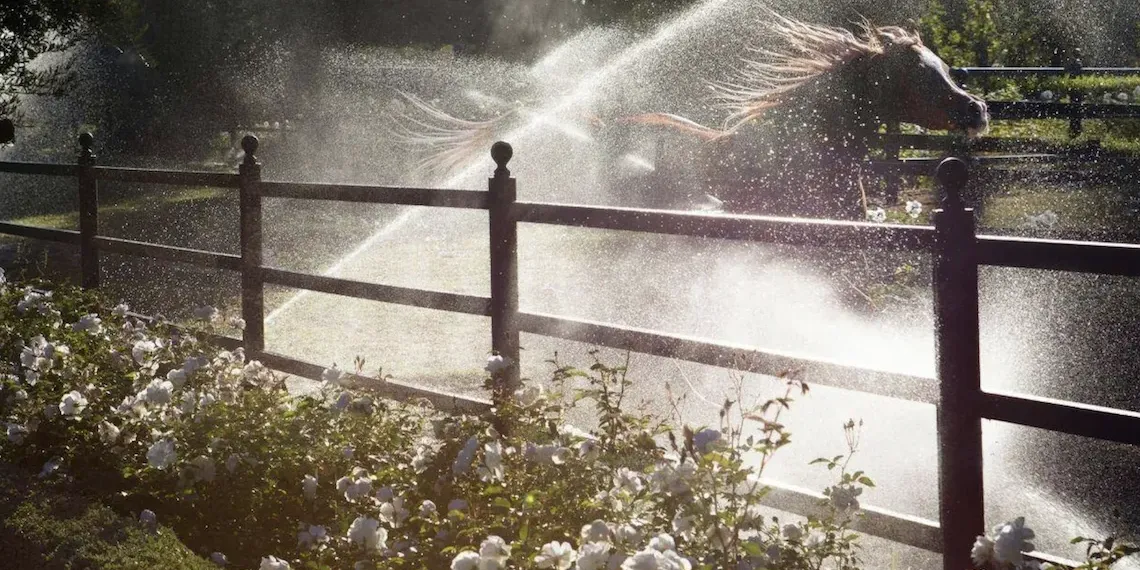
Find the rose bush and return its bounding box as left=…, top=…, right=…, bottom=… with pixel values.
left=0, top=272, right=1135, bottom=570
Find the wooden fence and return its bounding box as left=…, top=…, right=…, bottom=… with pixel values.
left=4, top=132, right=1140, bottom=570
left=952, top=54, right=1140, bottom=137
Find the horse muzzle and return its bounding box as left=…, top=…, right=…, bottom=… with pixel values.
left=952, top=99, right=990, bottom=137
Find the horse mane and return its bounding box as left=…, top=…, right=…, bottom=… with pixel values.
left=714, top=14, right=922, bottom=134
left=392, top=12, right=924, bottom=178
left=390, top=92, right=519, bottom=181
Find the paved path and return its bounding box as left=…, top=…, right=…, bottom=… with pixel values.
left=262, top=204, right=1140, bottom=566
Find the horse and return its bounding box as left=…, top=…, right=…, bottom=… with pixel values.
left=392, top=13, right=989, bottom=220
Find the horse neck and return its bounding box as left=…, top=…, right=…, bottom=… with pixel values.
left=763, top=69, right=879, bottom=155
left=724, top=69, right=879, bottom=219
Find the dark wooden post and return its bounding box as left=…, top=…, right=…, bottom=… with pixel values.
left=77, top=132, right=99, bottom=289
left=975, top=41, right=992, bottom=96
left=239, top=135, right=265, bottom=355
left=884, top=120, right=902, bottom=206
left=1067, top=48, right=1084, bottom=138
left=0, top=118, right=14, bottom=145
left=488, top=141, right=521, bottom=405
left=932, top=157, right=985, bottom=570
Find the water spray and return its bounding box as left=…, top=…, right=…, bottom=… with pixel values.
left=266, top=0, right=734, bottom=325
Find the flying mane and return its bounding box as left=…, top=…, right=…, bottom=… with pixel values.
left=390, top=92, right=520, bottom=182
left=627, top=14, right=924, bottom=139
left=391, top=12, right=924, bottom=180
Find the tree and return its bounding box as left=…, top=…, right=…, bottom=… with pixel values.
left=0, top=0, right=139, bottom=118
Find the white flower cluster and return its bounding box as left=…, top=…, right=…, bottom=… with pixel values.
left=905, top=200, right=923, bottom=220
left=972, top=517, right=1039, bottom=570
left=16, top=288, right=55, bottom=316
left=1023, top=210, right=1059, bottom=231
left=824, top=483, right=863, bottom=513
left=450, top=530, right=695, bottom=570
left=451, top=535, right=512, bottom=570
left=1101, top=91, right=1137, bottom=104
left=2, top=297, right=901, bottom=570
left=21, top=334, right=69, bottom=386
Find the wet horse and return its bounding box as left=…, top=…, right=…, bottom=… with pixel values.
left=393, top=14, right=989, bottom=220
left=625, top=15, right=989, bottom=218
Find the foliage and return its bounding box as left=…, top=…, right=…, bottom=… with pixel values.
left=917, top=0, right=1086, bottom=69
left=0, top=463, right=213, bottom=570
left=918, top=0, right=1001, bottom=68
left=0, top=273, right=872, bottom=569
left=0, top=0, right=141, bottom=117
left=0, top=273, right=1136, bottom=570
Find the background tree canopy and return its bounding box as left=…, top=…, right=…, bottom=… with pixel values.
left=1, top=0, right=1138, bottom=159
left=0, top=0, right=139, bottom=117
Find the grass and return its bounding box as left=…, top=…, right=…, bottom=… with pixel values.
left=980, top=184, right=1138, bottom=230
left=0, top=465, right=214, bottom=570
left=0, top=185, right=228, bottom=235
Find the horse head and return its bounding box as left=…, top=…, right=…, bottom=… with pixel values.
left=854, top=26, right=989, bottom=136
left=706, top=16, right=989, bottom=140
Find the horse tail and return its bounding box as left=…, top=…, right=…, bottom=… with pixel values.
left=614, top=113, right=733, bottom=142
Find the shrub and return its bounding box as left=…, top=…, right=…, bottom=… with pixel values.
left=0, top=271, right=1136, bottom=570
left=0, top=463, right=214, bottom=570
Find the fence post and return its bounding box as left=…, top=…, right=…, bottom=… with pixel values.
left=0, top=118, right=13, bottom=145
left=932, top=157, right=985, bottom=570
left=77, top=132, right=99, bottom=289
left=239, top=135, right=265, bottom=356
left=1067, top=48, right=1084, bottom=138
left=488, top=141, right=521, bottom=406
left=884, top=120, right=902, bottom=205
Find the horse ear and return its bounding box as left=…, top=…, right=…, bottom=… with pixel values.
left=878, top=25, right=923, bottom=48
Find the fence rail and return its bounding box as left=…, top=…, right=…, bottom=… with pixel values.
left=952, top=57, right=1140, bottom=137
left=261, top=268, right=493, bottom=316
left=8, top=127, right=1140, bottom=570
left=94, top=166, right=239, bottom=187
left=952, top=66, right=1140, bottom=78
left=260, top=180, right=489, bottom=209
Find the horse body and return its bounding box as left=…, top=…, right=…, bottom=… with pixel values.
left=631, top=17, right=990, bottom=219
left=692, top=74, right=880, bottom=219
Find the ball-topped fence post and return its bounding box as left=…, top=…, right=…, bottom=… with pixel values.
left=932, top=157, right=985, bottom=570
left=488, top=141, right=521, bottom=409
left=0, top=118, right=14, bottom=145
left=78, top=132, right=100, bottom=289
left=1066, top=48, right=1084, bottom=137
left=239, top=135, right=265, bottom=356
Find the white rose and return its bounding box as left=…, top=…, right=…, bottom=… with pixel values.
left=535, top=540, right=576, bottom=569
left=302, top=475, right=318, bottom=500
left=512, top=383, right=544, bottom=407
left=147, top=439, right=177, bottom=469
left=259, top=556, right=290, bottom=570
left=451, top=552, right=480, bottom=570
left=59, top=390, right=88, bottom=417
left=144, top=379, right=174, bottom=405
left=346, top=516, right=387, bottom=551
left=98, top=421, right=120, bottom=444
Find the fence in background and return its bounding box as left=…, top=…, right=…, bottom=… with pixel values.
left=857, top=60, right=1140, bottom=208
left=4, top=131, right=1140, bottom=570
left=952, top=53, right=1140, bottom=137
